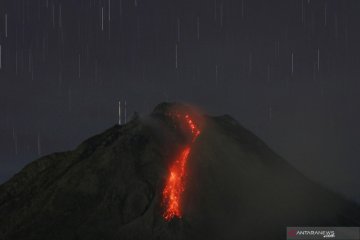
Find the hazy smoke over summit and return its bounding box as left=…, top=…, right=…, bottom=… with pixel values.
left=0, top=103, right=358, bottom=240
left=0, top=0, right=359, bottom=204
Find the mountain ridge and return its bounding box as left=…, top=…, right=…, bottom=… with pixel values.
left=0, top=102, right=359, bottom=240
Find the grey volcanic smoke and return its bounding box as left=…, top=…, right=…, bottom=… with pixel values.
left=0, top=0, right=359, bottom=205
left=0, top=103, right=358, bottom=240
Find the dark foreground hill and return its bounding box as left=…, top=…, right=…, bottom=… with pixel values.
left=0, top=103, right=359, bottom=240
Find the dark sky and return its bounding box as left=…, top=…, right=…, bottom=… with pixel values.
left=0, top=0, right=359, bottom=202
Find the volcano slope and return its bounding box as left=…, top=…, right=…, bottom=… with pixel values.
left=0, top=103, right=359, bottom=240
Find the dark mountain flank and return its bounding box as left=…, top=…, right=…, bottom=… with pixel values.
left=0, top=103, right=359, bottom=240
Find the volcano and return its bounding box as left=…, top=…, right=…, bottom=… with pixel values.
left=0, top=103, right=359, bottom=240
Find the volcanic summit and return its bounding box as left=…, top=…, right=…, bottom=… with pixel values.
left=0, top=102, right=358, bottom=240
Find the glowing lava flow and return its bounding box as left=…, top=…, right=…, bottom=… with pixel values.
left=162, top=114, right=201, bottom=221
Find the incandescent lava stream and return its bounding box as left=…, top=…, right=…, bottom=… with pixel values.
left=162, top=113, right=201, bottom=221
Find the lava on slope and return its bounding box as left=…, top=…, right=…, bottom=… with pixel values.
left=162, top=113, right=201, bottom=221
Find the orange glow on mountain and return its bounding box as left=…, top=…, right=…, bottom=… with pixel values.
left=162, top=113, right=201, bottom=221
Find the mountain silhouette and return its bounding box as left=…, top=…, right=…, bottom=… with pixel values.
left=0, top=102, right=359, bottom=240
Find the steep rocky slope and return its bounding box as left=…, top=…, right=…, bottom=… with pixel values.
left=0, top=103, right=358, bottom=240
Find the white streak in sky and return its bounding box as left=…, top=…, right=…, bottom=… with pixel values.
left=197, top=16, right=200, bottom=40
left=108, top=0, right=111, bottom=21
left=334, top=14, right=338, bottom=39
left=249, top=52, right=252, bottom=74
left=317, top=48, right=320, bottom=72
left=78, top=54, right=81, bottom=79
left=59, top=4, right=62, bottom=28
left=215, top=65, right=218, bottom=85
left=37, top=134, right=42, bottom=156
left=5, top=14, right=8, bottom=38
left=124, top=100, right=127, bottom=123
left=13, top=128, right=18, bottom=155
left=15, top=48, right=18, bottom=75
left=214, top=0, right=217, bottom=22
left=276, top=40, right=280, bottom=58
left=291, top=52, right=294, bottom=74
left=29, top=49, right=32, bottom=73
left=118, top=101, right=121, bottom=125
left=68, top=88, right=72, bottom=112
left=52, top=3, right=55, bottom=28
left=58, top=71, right=62, bottom=96
left=101, top=7, right=104, bottom=31
left=175, top=44, right=178, bottom=69
left=220, top=2, right=223, bottom=27
left=268, top=105, right=272, bottom=121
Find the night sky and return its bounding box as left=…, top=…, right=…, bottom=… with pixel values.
left=0, top=0, right=359, bottom=202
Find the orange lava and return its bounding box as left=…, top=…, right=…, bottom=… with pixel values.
left=162, top=113, right=201, bottom=221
